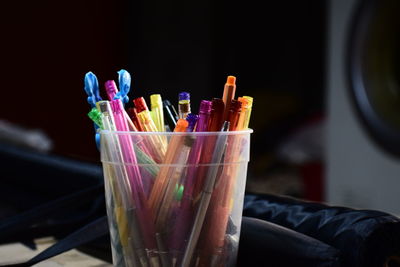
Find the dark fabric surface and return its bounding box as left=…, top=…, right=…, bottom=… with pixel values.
left=243, top=193, right=400, bottom=267
left=238, top=216, right=340, bottom=267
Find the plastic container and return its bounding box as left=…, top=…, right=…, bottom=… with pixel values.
left=100, top=130, right=252, bottom=267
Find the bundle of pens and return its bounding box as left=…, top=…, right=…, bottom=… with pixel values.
left=84, top=70, right=253, bottom=267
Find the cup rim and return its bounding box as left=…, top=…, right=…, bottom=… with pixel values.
left=99, top=129, right=253, bottom=136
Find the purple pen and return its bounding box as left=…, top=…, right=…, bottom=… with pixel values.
left=186, top=113, right=199, bottom=132
left=168, top=100, right=212, bottom=263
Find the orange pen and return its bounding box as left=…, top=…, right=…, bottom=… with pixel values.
left=222, top=76, right=236, bottom=121
left=148, top=119, right=188, bottom=218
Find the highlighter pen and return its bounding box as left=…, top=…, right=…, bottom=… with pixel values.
left=150, top=94, right=165, bottom=132
left=222, top=76, right=236, bottom=121
left=181, top=122, right=230, bottom=267
left=178, top=92, right=191, bottom=119
left=208, top=98, right=225, bottom=132
left=242, top=96, right=253, bottom=129
left=186, top=113, right=199, bottom=132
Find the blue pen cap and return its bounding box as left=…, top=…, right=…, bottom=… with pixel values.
left=186, top=113, right=199, bottom=131
left=179, top=92, right=190, bottom=101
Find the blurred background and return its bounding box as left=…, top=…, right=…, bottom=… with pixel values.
left=0, top=0, right=399, bottom=218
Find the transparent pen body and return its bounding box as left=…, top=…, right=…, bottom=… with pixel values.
left=100, top=130, right=252, bottom=267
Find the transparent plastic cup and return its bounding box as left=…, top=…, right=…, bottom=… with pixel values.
left=100, top=129, right=252, bottom=267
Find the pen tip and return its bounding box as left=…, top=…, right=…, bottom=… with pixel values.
left=222, top=121, right=230, bottom=131
left=226, top=76, right=236, bottom=86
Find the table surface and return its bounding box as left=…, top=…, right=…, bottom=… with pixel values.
left=0, top=237, right=112, bottom=267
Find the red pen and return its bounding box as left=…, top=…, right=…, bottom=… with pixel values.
left=127, top=107, right=144, bottom=131
left=208, top=98, right=225, bottom=131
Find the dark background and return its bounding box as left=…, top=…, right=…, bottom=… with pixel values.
left=0, top=0, right=326, bottom=200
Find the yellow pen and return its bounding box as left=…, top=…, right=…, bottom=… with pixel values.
left=150, top=94, right=165, bottom=132
left=242, top=96, right=253, bottom=129
left=134, top=97, right=167, bottom=162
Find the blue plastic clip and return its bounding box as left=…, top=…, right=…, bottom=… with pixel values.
left=84, top=72, right=102, bottom=108
left=84, top=71, right=102, bottom=150
left=115, top=69, right=131, bottom=105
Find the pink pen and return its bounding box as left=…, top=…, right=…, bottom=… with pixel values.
left=111, top=100, right=160, bottom=266
left=168, top=100, right=211, bottom=264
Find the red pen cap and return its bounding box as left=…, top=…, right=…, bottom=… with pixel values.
left=229, top=99, right=242, bottom=113
left=133, top=97, right=149, bottom=113
left=211, top=98, right=225, bottom=113
left=228, top=99, right=242, bottom=131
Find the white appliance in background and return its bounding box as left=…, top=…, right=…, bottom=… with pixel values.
left=326, top=0, right=400, bottom=214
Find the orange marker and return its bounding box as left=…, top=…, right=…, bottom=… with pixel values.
left=222, top=76, right=236, bottom=121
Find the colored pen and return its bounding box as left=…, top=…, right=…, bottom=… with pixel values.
left=222, top=76, right=236, bottom=121
left=181, top=122, right=230, bottom=267
left=201, top=102, right=246, bottom=266
left=163, top=100, right=178, bottom=131
left=167, top=101, right=211, bottom=264
left=242, top=96, right=253, bottom=129
left=110, top=100, right=160, bottom=266
left=127, top=107, right=144, bottom=132
left=227, top=99, right=242, bottom=131
left=208, top=98, right=225, bottom=132
left=237, top=97, right=250, bottom=131
left=88, top=108, right=103, bottom=129
left=148, top=119, right=188, bottom=217
left=155, top=132, right=193, bottom=229
left=134, top=97, right=167, bottom=163
left=105, top=80, right=138, bottom=132
left=97, top=101, right=148, bottom=267
left=178, top=92, right=191, bottom=119
left=186, top=113, right=199, bottom=132
left=150, top=94, right=166, bottom=132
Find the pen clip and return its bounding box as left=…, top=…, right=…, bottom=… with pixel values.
left=116, top=69, right=131, bottom=105
left=84, top=72, right=102, bottom=108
